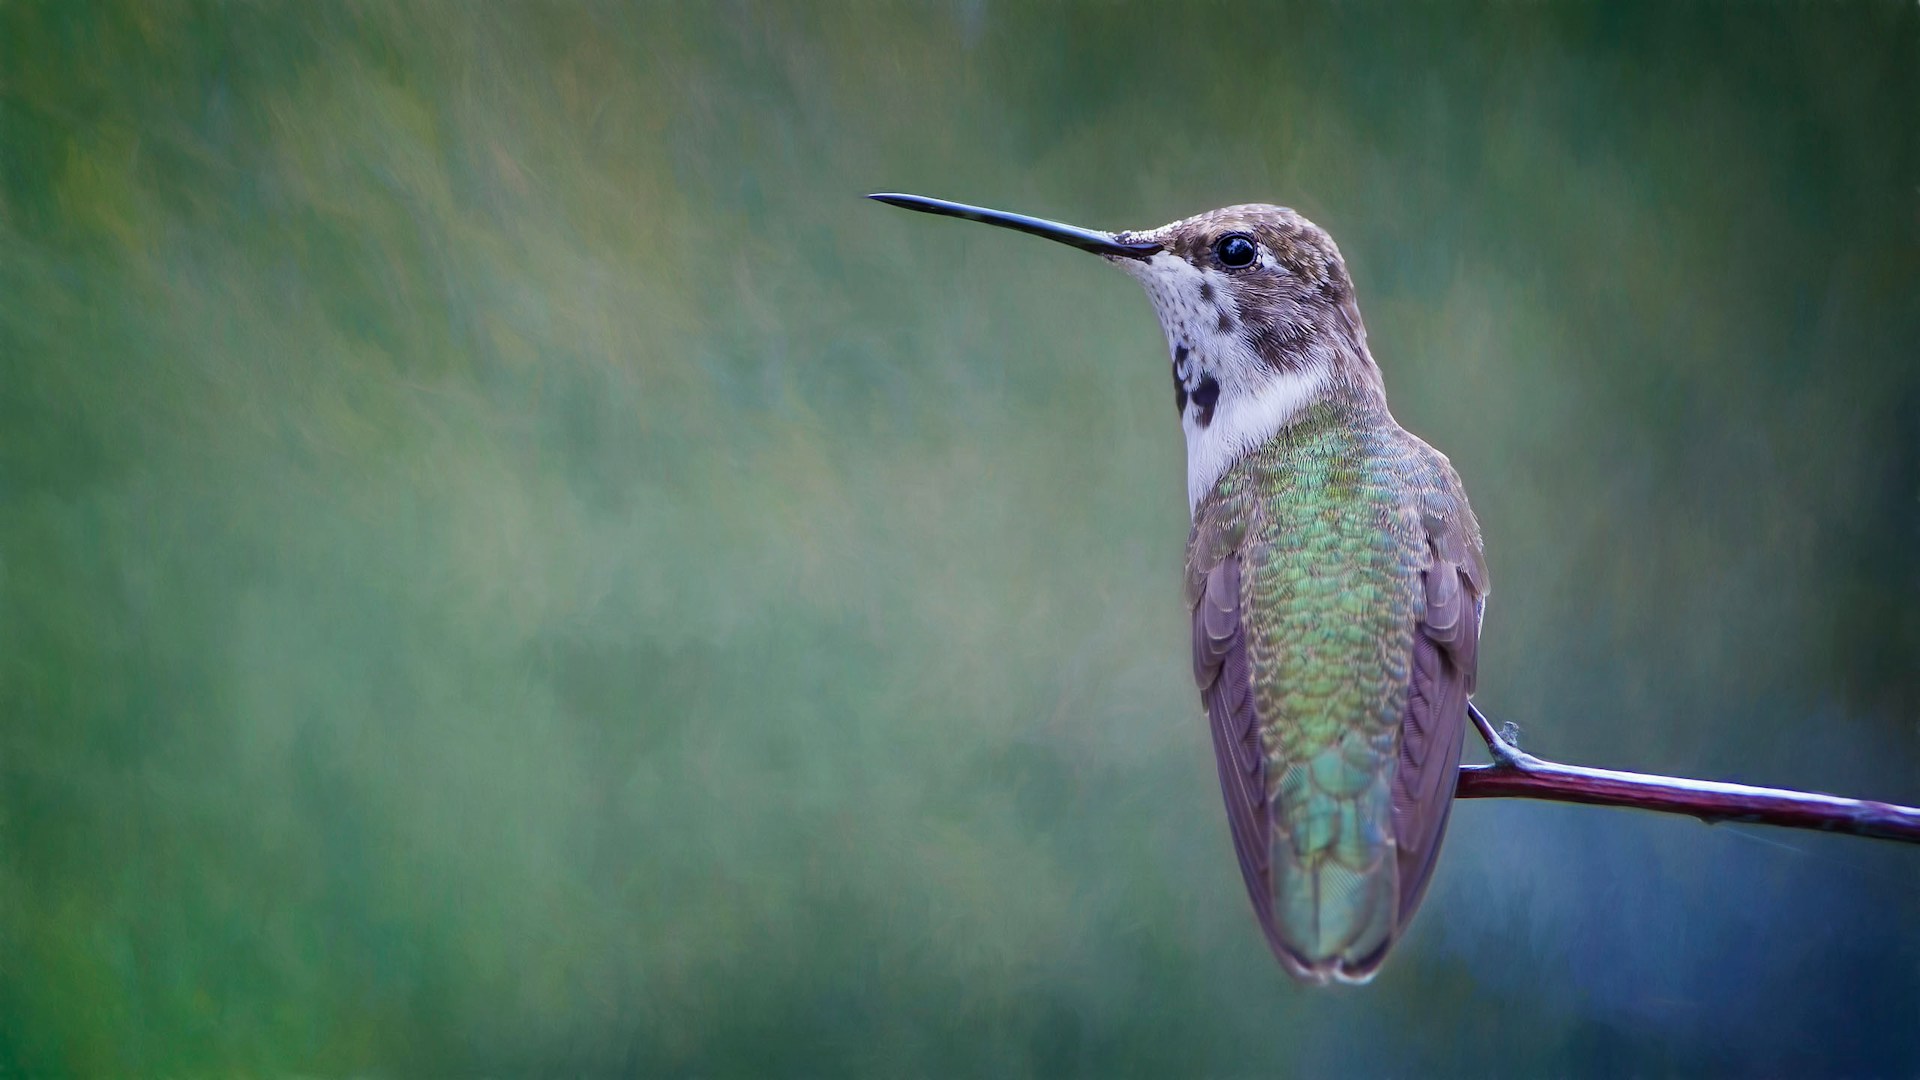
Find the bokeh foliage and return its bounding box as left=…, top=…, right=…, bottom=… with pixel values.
left=2, top=2, right=1916, bottom=1074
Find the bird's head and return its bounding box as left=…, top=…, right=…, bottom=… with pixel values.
left=873, top=195, right=1382, bottom=509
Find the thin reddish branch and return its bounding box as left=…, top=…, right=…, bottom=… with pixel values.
left=1455, top=704, right=1920, bottom=845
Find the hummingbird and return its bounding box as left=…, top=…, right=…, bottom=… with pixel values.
left=872, top=192, right=1488, bottom=984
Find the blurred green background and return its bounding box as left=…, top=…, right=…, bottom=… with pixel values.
left=4, top=2, right=1917, bottom=1075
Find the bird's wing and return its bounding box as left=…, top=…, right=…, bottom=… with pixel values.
left=1388, top=503, right=1488, bottom=926
left=1191, top=552, right=1278, bottom=946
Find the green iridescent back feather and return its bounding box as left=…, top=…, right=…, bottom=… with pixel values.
left=1187, top=395, right=1481, bottom=972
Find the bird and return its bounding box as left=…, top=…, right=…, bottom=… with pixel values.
left=872, top=192, right=1488, bottom=984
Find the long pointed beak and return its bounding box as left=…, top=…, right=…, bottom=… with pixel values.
left=869, top=193, right=1162, bottom=260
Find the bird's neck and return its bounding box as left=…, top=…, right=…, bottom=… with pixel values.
left=1184, top=344, right=1386, bottom=514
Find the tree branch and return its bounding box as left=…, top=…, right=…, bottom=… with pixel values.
left=1454, top=703, right=1920, bottom=844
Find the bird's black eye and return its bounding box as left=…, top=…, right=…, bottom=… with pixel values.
left=1215, top=234, right=1257, bottom=269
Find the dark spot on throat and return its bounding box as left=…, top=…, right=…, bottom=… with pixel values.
left=1191, top=374, right=1220, bottom=427
left=1198, top=281, right=1214, bottom=302
left=1216, top=309, right=1234, bottom=334
left=1171, top=344, right=1189, bottom=414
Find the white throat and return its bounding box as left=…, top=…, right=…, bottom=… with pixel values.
left=1115, top=252, right=1330, bottom=514
left=1179, top=363, right=1328, bottom=510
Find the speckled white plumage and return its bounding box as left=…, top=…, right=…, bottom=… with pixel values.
left=1110, top=250, right=1332, bottom=513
